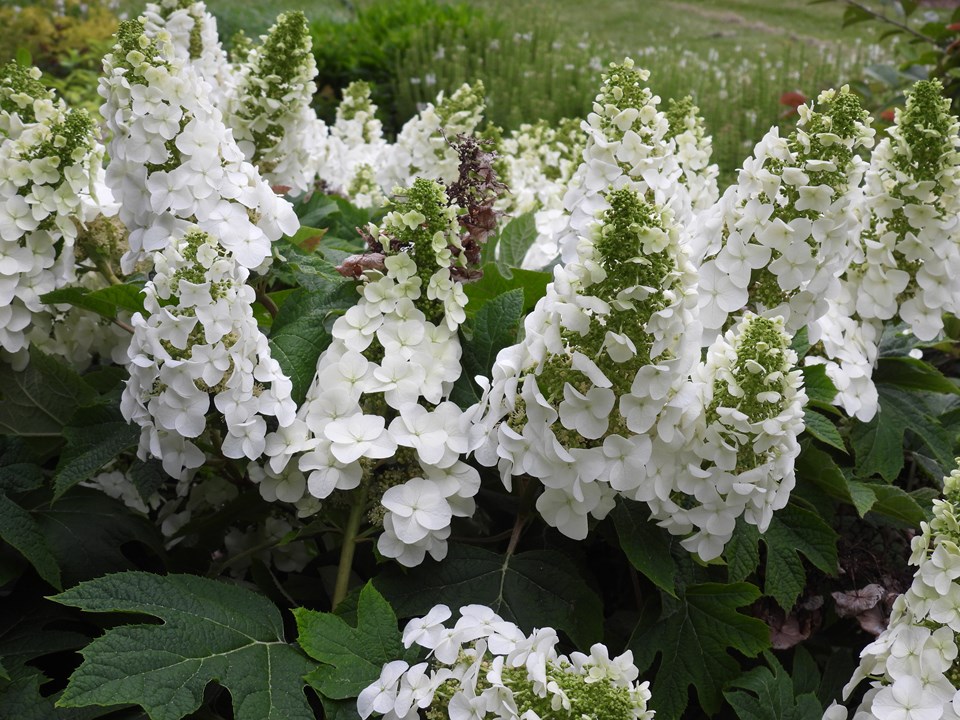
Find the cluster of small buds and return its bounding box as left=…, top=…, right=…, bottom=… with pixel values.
left=227, top=10, right=327, bottom=194
left=379, top=81, right=487, bottom=191
left=663, top=96, right=720, bottom=213
left=668, top=313, right=806, bottom=560
left=142, top=0, right=233, bottom=103
left=696, top=86, right=874, bottom=340
left=553, top=58, right=691, bottom=265
left=0, top=62, right=55, bottom=135
left=360, top=604, right=654, bottom=720
left=473, top=187, right=700, bottom=541
left=848, top=79, right=960, bottom=342
left=263, top=179, right=481, bottom=566
left=826, top=461, right=960, bottom=720
left=322, top=81, right=388, bottom=204
left=0, top=62, right=109, bottom=366
left=99, top=19, right=297, bottom=272
left=121, top=227, right=296, bottom=479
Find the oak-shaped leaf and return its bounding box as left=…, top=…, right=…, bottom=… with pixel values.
left=52, top=572, right=315, bottom=720
left=630, top=582, right=769, bottom=720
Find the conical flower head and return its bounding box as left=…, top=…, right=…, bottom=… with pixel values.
left=0, top=61, right=55, bottom=136
left=474, top=186, right=699, bottom=541
left=850, top=78, right=960, bottom=340
left=664, top=95, right=719, bottom=212
left=261, top=178, right=481, bottom=567
left=697, top=85, right=874, bottom=338
left=228, top=10, right=325, bottom=192
left=828, top=461, right=960, bottom=720
left=659, top=313, right=806, bottom=561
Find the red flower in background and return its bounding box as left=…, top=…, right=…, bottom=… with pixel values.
left=779, top=90, right=807, bottom=118
left=880, top=109, right=896, bottom=123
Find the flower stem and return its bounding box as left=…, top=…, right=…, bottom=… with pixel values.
left=332, top=485, right=368, bottom=609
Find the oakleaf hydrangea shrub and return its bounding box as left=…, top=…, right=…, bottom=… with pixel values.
left=142, top=0, right=232, bottom=102
left=828, top=461, right=960, bottom=720
left=696, top=85, right=874, bottom=341
left=227, top=10, right=327, bottom=194
left=99, top=19, right=297, bottom=272
left=551, top=58, right=692, bottom=266
left=473, top=186, right=701, bottom=542
left=121, top=227, right=296, bottom=479
left=323, top=80, right=388, bottom=208
left=360, top=604, right=654, bottom=720
left=0, top=61, right=112, bottom=367
left=671, top=313, right=807, bottom=559
left=663, top=95, right=719, bottom=213
left=262, top=176, right=487, bottom=566
left=849, top=78, right=960, bottom=342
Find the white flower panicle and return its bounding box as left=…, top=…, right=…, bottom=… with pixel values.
left=849, top=79, right=960, bottom=342
left=697, top=85, right=874, bottom=339
left=663, top=95, right=719, bottom=213
left=99, top=19, right=297, bottom=272
left=121, top=227, right=296, bottom=479
left=0, top=62, right=108, bottom=365
left=379, top=81, right=486, bottom=191
left=262, top=178, right=480, bottom=566
left=359, top=604, right=654, bottom=720
left=474, top=187, right=700, bottom=541
left=322, top=81, right=388, bottom=207
left=142, top=0, right=232, bottom=102
left=827, top=461, right=960, bottom=720
left=553, top=58, right=690, bottom=265
left=0, top=62, right=56, bottom=137
left=227, top=10, right=327, bottom=193
left=665, top=313, right=806, bottom=560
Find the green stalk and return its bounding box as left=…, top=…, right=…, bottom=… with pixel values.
left=332, top=485, right=368, bottom=609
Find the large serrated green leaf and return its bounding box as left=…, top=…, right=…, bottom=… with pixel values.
left=269, top=280, right=357, bottom=405
left=612, top=499, right=678, bottom=596
left=0, top=350, right=97, bottom=437
left=869, top=485, right=927, bottom=526
left=40, top=283, right=146, bottom=319
left=53, top=572, right=315, bottom=720
left=452, top=288, right=524, bottom=407
left=797, top=444, right=876, bottom=516
left=725, top=520, right=760, bottom=584
left=463, top=263, right=550, bottom=320
left=874, top=357, right=960, bottom=395
left=760, top=501, right=838, bottom=609
left=0, top=493, right=60, bottom=589
left=802, top=409, right=845, bottom=452
left=374, top=543, right=603, bottom=648
left=630, top=582, right=769, bottom=720
left=496, top=212, right=537, bottom=271
left=724, top=652, right=824, bottom=720
left=54, top=418, right=140, bottom=499
left=296, top=582, right=412, bottom=701
left=801, top=365, right=837, bottom=405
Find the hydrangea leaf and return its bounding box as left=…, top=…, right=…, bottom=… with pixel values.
left=612, top=499, right=678, bottom=596
left=802, top=409, right=846, bottom=452
left=800, top=364, right=837, bottom=405
left=495, top=212, right=537, bottom=272
left=0, top=493, right=60, bottom=589
left=630, top=582, right=769, bottom=720
left=0, top=350, right=97, bottom=437
left=452, top=288, right=524, bottom=407
left=797, top=444, right=876, bottom=516
left=53, top=407, right=141, bottom=499
left=869, top=484, right=927, bottom=526
left=374, top=543, right=603, bottom=648
left=760, top=501, right=838, bottom=609
left=295, top=582, right=413, bottom=701
left=52, top=571, right=315, bottom=720
left=874, top=356, right=960, bottom=395
left=269, top=279, right=358, bottom=405
left=724, top=652, right=824, bottom=720
left=850, top=385, right=953, bottom=481
left=37, top=488, right=163, bottom=587
left=725, top=520, right=761, bottom=584
left=39, top=284, right=146, bottom=319
left=463, top=263, right=549, bottom=319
